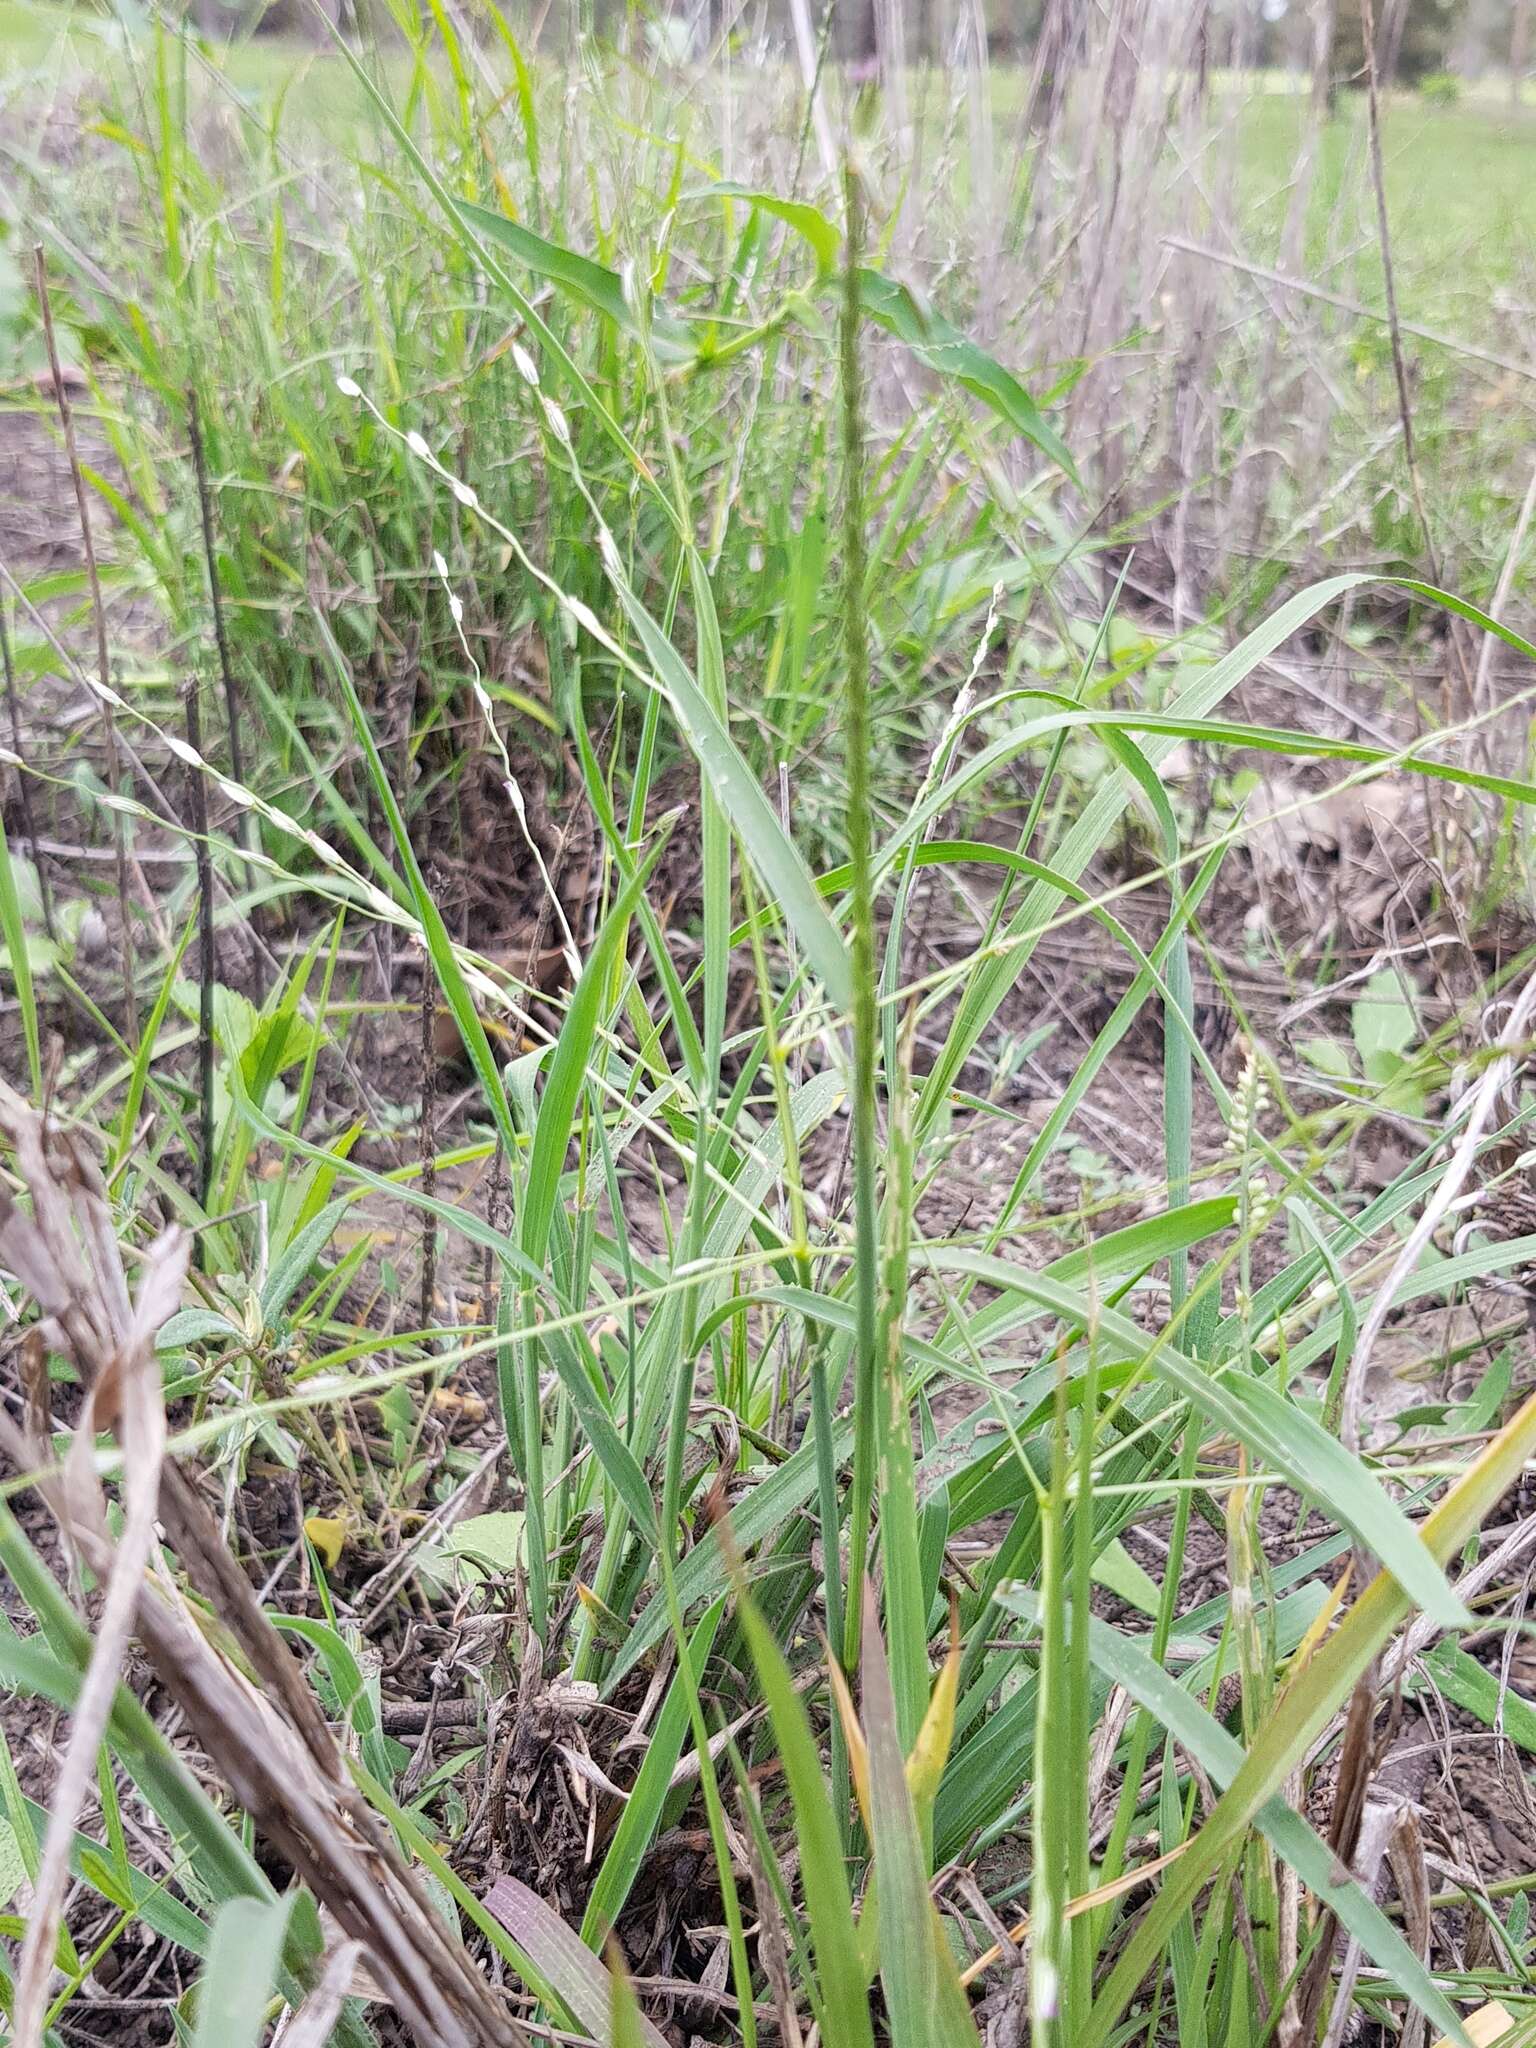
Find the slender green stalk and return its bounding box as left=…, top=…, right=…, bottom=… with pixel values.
left=838, top=160, right=881, bottom=1679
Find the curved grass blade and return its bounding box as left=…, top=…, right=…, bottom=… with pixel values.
left=458, top=204, right=700, bottom=364
left=932, top=1255, right=1467, bottom=1630
left=483, top=1874, right=672, bottom=2048
left=581, top=1600, right=725, bottom=1948
left=855, top=270, right=1074, bottom=477
left=913, top=572, right=1376, bottom=1126
left=611, top=1196, right=1238, bottom=1687
left=602, top=565, right=853, bottom=1017
left=314, top=607, right=518, bottom=1167
left=705, top=182, right=842, bottom=272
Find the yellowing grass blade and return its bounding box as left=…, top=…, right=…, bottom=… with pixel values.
left=1433, top=2005, right=1515, bottom=2048
left=906, top=1597, right=960, bottom=1833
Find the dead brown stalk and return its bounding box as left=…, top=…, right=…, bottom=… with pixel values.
left=0, top=1080, right=528, bottom=2047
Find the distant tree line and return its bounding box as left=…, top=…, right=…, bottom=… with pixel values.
left=156, top=0, right=1533, bottom=94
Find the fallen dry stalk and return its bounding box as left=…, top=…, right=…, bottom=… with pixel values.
left=0, top=1200, right=183, bottom=2048
left=0, top=1079, right=528, bottom=2047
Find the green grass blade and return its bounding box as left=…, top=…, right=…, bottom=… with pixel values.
left=580, top=1600, right=725, bottom=1948
left=191, top=1895, right=294, bottom=2048
left=602, top=570, right=853, bottom=1016
left=933, top=1255, right=1468, bottom=1629
left=1084, top=1386, right=1536, bottom=2048
left=859, top=1586, right=981, bottom=2047
left=999, top=1588, right=1468, bottom=2046
left=735, top=1568, right=876, bottom=2048
left=314, top=607, right=519, bottom=1167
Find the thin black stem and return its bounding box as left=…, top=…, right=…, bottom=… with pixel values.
left=186, top=387, right=248, bottom=795
left=183, top=678, right=215, bottom=1254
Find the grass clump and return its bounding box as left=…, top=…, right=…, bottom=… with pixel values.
left=5, top=7, right=1536, bottom=2047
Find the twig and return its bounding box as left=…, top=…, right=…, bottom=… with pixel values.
left=183, top=677, right=215, bottom=1249
left=33, top=244, right=139, bottom=1042
left=0, top=603, right=55, bottom=946
left=185, top=389, right=246, bottom=794
left=187, top=384, right=261, bottom=913
left=481, top=1134, right=507, bottom=1327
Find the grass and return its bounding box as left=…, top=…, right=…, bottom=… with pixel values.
left=4, top=3, right=1536, bottom=2045
left=1239, top=93, right=1536, bottom=317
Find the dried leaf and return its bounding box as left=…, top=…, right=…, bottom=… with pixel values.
left=483, top=1874, right=671, bottom=2048
left=303, top=1517, right=348, bottom=1571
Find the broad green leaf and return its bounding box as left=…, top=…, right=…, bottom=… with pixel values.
left=322, top=34, right=665, bottom=502
left=1299, top=1036, right=1353, bottom=1080
left=458, top=204, right=700, bottom=364
left=520, top=842, right=665, bottom=1270
left=191, top=1895, right=295, bottom=2048
left=442, top=1513, right=528, bottom=1575
left=856, top=268, right=1075, bottom=477
left=270, top=1616, right=396, bottom=1787
left=705, top=183, right=841, bottom=272
left=260, top=1196, right=349, bottom=1322
left=1354, top=967, right=1419, bottom=1083
left=610, top=1955, right=650, bottom=2048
